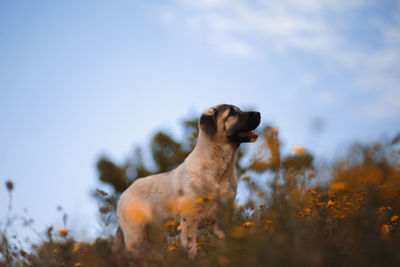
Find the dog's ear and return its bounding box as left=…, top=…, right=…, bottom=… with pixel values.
left=200, top=108, right=217, bottom=136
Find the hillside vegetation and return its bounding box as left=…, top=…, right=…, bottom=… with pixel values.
left=1, top=118, right=400, bottom=267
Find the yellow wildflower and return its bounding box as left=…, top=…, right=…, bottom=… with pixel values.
left=168, top=245, right=176, bottom=251
left=164, top=220, right=176, bottom=228
left=381, top=224, right=391, bottom=234
left=391, top=215, right=399, bottom=223
left=243, top=221, right=253, bottom=227
left=53, top=248, right=60, bottom=253
left=304, top=208, right=311, bottom=215
left=387, top=206, right=392, bottom=211
left=326, top=200, right=335, bottom=208
left=58, top=228, right=69, bottom=236
left=292, top=146, right=306, bottom=154
left=177, top=225, right=182, bottom=231
left=170, top=240, right=179, bottom=246
left=74, top=263, right=82, bottom=267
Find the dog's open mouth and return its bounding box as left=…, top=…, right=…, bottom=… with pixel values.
left=236, top=131, right=258, bottom=142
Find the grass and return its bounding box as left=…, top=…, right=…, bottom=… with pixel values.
left=1, top=130, right=400, bottom=267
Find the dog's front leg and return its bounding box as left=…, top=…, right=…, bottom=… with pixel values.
left=212, top=223, right=225, bottom=239
left=180, top=216, right=199, bottom=258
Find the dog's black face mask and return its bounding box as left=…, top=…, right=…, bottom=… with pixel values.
left=227, top=110, right=261, bottom=143
left=199, top=104, right=261, bottom=144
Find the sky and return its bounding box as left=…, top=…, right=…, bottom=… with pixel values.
left=0, top=0, right=399, bottom=240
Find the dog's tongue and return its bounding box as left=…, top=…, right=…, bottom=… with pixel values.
left=238, top=131, right=258, bottom=140
left=245, top=131, right=257, bottom=137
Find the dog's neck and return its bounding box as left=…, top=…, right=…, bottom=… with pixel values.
left=191, top=131, right=239, bottom=179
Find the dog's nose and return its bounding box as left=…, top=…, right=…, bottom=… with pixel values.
left=252, top=112, right=261, bottom=125
left=247, top=111, right=261, bottom=130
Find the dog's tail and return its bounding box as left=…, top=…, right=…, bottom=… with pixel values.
left=113, top=226, right=125, bottom=252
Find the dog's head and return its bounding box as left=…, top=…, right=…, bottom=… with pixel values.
left=199, top=104, right=261, bottom=143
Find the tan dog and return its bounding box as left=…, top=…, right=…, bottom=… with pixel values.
left=115, top=104, right=260, bottom=258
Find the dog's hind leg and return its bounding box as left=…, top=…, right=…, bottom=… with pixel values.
left=122, top=224, right=146, bottom=256
left=212, top=223, right=225, bottom=239
left=112, top=226, right=125, bottom=252
left=180, top=216, right=199, bottom=258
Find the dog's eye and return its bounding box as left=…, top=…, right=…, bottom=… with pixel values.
left=228, top=108, right=236, bottom=117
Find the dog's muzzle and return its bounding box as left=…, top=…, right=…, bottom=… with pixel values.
left=230, top=111, right=261, bottom=143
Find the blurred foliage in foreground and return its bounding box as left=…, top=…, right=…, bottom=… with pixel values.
left=1, top=117, right=400, bottom=266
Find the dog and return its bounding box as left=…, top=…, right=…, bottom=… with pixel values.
left=115, top=104, right=261, bottom=258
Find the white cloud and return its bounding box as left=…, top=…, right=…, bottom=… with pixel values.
left=214, top=38, right=253, bottom=57
left=167, top=0, right=361, bottom=57
left=164, top=0, right=400, bottom=119
left=173, top=0, right=227, bottom=8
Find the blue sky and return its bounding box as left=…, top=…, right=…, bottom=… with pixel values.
left=1, top=0, right=399, bottom=240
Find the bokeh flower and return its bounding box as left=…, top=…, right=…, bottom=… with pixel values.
left=391, top=215, right=399, bottom=223
left=243, top=221, right=253, bottom=227
left=326, top=200, right=335, bottom=208
left=381, top=224, right=392, bottom=234
left=164, top=220, right=176, bottom=228
left=58, top=228, right=69, bottom=236
left=292, top=146, right=306, bottom=154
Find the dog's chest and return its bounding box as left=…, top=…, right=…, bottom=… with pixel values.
left=192, top=163, right=237, bottom=201
left=217, top=170, right=237, bottom=200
